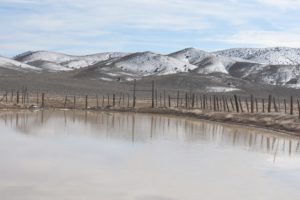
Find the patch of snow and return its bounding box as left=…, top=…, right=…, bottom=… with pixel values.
left=0, top=56, right=40, bottom=71
left=206, top=86, right=240, bottom=93
left=100, top=77, right=113, bottom=81
left=15, top=51, right=128, bottom=71
left=215, top=47, right=300, bottom=65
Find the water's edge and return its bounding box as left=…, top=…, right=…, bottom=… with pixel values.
left=1, top=107, right=299, bottom=137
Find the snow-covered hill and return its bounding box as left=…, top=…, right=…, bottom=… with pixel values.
left=0, top=56, right=40, bottom=71
left=215, top=47, right=300, bottom=65
left=9, top=47, right=300, bottom=88
left=111, top=51, right=197, bottom=76
left=168, top=48, right=209, bottom=64
left=15, top=51, right=128, bottom=71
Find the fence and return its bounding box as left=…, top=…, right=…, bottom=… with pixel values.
left=0, top=81, right=300, bottom=118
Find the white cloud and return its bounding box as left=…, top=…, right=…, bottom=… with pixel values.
left=212, top=30, right=300, bottom=48
left=0, top=0, right=300, bottom=56
left=256, top=0, right=300, bottom=9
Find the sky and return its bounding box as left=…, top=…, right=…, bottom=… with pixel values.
left=1, top=0, right=300, bottom=57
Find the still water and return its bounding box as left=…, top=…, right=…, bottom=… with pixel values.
left=0, top=110, right=300, bottom=200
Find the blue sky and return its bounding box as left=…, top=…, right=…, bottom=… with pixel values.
left=1, top=0, right=300, bottom=57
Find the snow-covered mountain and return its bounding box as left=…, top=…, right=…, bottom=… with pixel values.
left=15, top=51, right=128, bottom=71
left=0, top=56, right=40, bottom=71
left=215, top=47, right=300, bottom=65
left=6, top=47, right=300, bottom=88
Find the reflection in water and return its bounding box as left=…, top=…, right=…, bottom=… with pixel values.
left=0, top=110, right=300, bottom=200
left=1, top=110, right=299, bottom=157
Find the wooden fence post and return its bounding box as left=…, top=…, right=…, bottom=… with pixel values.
left=268, top=95, right=272, bottom=113
left=238, top=98, right=244, bottom=113
left=163, top=90, right=166, bottom=107
left=177, top=90, right=179, bottom=108
left=234, top=95, right=239, bottom=113
left=290, top=96, right=293, bottom=115
left=255, top=98, right=258, bottom=113
left=73, top=96, right=76, bottom=109
left=273, top=97, right=278, bottom=112
left=246, top=98, right=249, bottom=113
left=251, top=94, right=254, bottom=113
left=151, top=80, right=154, bottom=108
left=41, top=93, right=45, bottom=108
left=113, top=94, right=116, bottom=107
left=297, top=100, right=300, bottom=119
left=133, top=79, right=136, bottom=108
left=185, top=93, right=188, bottom=109
left=64, top=95, right=68, bottom=108
left=284, top=99, right=287, bottom=114
left=85, top=95, right=88, bottom=109
left=96, top=95, right=99, bottom=108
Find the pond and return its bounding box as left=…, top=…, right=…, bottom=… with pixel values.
left=0, top=110, right=300, bottom=200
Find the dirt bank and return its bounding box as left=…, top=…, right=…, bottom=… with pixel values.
left=94, top=107, right=300, bottom=136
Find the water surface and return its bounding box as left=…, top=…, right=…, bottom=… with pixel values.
left=0, top=110, right=300, bottom=200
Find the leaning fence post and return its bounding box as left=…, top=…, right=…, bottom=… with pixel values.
left=234, top=95, right=239, bottom=113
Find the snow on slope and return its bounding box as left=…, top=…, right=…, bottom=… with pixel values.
left=112, top=51, right=198, bottom=76
left=0, top=56, right=40, bottom=71
left=215, top=47, right=300, bottom=65
left=193, top=55, right=238, bottom=74
left=15, top=51, right=128, bottom=71
left=168, top=48, right=209, bottom=64
left=169, top=48, right=254, bottom=75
